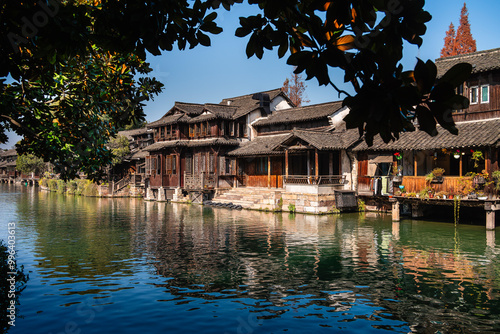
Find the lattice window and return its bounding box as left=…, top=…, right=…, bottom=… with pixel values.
left=201, top=154, right=206, bottom=173
left=194, top=155, right=199, bottom=175
left=209, top=153, right=215, bottom=173
left=186, top=155, right=193, bottom=174
left=166, top=156, right=172, bottom=175
left=219, top=156, right=225, bottom=175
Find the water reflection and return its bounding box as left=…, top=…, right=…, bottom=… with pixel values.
left=3, top=185, right=500, bottom=333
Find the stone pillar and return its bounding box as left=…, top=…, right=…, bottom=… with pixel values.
left=172, top=187, right=183, bottom=202
left=392, top=222, right=400, bottom=240
left=145, top=187, right=154, bottom=201
left=390, top=198, right=400, bottom=222
left=485, top=201, right=497, bottom=230
left=157, top=186, right=166, bottom=202
left=486, top=230, right=495, bottom=248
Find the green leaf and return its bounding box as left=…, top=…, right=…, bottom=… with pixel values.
left=416, top=105, right=437, bottom=136
left=197, top=31, right=211, bottom=47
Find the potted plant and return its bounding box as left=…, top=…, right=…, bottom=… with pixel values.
left=392, top=165, right=402, bottom=182
left=453, top=150, right=461, bottom=160
left=431, top=168, right=445, bottom=183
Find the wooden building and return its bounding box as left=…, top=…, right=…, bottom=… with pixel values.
left=143, top=89, right=294, bottom=200
left=436, top=48, right=500, bottom=122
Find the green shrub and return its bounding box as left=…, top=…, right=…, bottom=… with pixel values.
left=47, top=179, right=58, bottom=191
left=357, top=199, right=366, bottom=212
left=67, top=181, right=78, bottom=194
left=288, top=203, right=296, bottom=213
left=82, top=180, right=98, bottom=197
left=56, top=180, right=66, bottom=193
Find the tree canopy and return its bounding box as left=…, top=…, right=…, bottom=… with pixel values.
left=1, top=0, right=472, bottom=178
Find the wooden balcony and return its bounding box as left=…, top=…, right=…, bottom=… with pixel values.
left=184, top=172, right=216, bottom=190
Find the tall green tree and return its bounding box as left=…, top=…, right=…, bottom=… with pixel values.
left=16, top=153, right=46, bottom=175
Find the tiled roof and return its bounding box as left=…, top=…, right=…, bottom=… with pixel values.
left=148, top=113, right=187, bottom=128
left=227, top=134, right=291, bottom=156
left=130, top=148, right=149, bottom=160
left=253, top=101, right=343, bottom=127
left=289, top=128, right=361, bottom=150
left=435, top=48, right=500, bottom=77
left=220, top=88, right=287, bottom=119
left=352, top=118, right=500, bottom=151
left=204, top=104, right=237, bottom=119
left=144, top=138, right=240, bottom=152
left=118, top=128, right=150, bottom=140
left=174, top=102, right=206, bottom=115
left=0, top=149, right=17, bottom=158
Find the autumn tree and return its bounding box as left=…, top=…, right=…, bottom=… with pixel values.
left=440, top=23, right=456, bottom=58
left=282, top=71, right=310, bottom=107
left=440, top=3, right=476, bottom=57
left=454, top=3, right=476, bottom=55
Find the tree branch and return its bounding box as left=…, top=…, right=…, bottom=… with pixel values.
left=329, top=80, right=352, bottom=98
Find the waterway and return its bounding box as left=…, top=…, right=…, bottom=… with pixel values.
left=1, top=183, right=500, bottom=333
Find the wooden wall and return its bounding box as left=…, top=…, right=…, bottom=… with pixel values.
left=453, top=70, right=500, bottom=122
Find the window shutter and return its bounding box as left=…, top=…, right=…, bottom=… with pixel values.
left=166, top=156, right=172, bottom=175
left=194, top=155, right=199, bottom=175
left=201, top=154, right=206, bottom=173
left=219, top=157, right=225, bottom=175
left=209, top=153, right=215, bottom=173
left=186, top=155, right=193, bottom=174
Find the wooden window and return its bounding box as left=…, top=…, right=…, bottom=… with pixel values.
left=156, top=156, right=161, bottom=175
left=470, top=86, right=478, bottom=104
left=481, top=85, right=489, bottom=104
left=186, top=155, right=193, bottom=174
left=166, top=156, right=172, bottom=175
left=166, top=125, right=171, bottom=138
left=172, top=155, right=177, bottom=174
left=209, top=153, right=215, bottom=173
left=230, top=122, right=235, bottom=137
left=160, top=127, right=165, bottom=138
left=201, top=154, right=206, bottom=173
left=201, top=122, right=205, bottom=137
left=195, top=123, right=200, bottom=137
left=221, top=121, right=225, bottom=136
left=189, top=124, right=194, bottom=138
left=256, top=157, right=268, bottom=175
left=194, top=155, right=199, bottom=175
left=219, top=156, right=225, bottom=175
left=145, top=157, right=151, bottom=176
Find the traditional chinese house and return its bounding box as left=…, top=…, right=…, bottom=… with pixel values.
left=143, top=89, right=294, bottom=201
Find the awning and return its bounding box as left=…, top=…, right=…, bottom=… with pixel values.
left=369, top=155, right=393, bottom=164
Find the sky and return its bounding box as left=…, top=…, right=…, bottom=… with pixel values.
left=2, top=0, right=500, bottom=149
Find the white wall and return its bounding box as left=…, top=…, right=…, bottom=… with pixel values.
left=271, top=96, right=293, bottom=111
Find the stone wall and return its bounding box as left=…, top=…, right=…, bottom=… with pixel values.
left=281, top=193, right=337, bottom=214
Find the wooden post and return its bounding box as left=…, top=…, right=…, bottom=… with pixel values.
left=390, top=198, right=400, bottom=222
left=485, top=201, right=497, bottom=230
left=214, top=151, right=219, bottom=189
left=315, top=149, right=319, bottom=178
left=329, top=152, right=334, bottom=175
left=235, top=158, right=238, bottom=188
left=459, top=155, right=463, bottom=177
left=307, top=151, right=311, bottom=177
left=268, top=156, right=271, bottom=188
left=485, top=149, right=491, bottom=175
left=413, top=151, right=418, bottom=177
left=285, top=149, right=289, bottom=178
left=177, top=152, right=181, bottom=187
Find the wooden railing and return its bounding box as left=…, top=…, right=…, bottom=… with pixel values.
left=401, top=176, right=467, bottom=194
left=283, top=175, right=346, bottom=185
left=113, top=175, right=131, bottom=193
left=184, top=172, right=216, bottom=190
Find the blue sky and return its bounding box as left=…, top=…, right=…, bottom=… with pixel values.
left=2, top=1, right=499, bottom=149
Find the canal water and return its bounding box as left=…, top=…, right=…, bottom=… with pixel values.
left=1, top=184, right=500, bottom=333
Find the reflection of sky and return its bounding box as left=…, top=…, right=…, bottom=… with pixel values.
left=2, top=184, right=500, bottom=333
